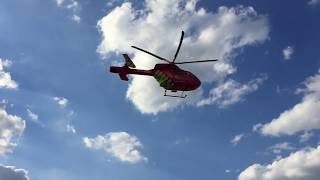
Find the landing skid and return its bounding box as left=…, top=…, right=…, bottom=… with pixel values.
left=164, top=90, right=187, bottom=98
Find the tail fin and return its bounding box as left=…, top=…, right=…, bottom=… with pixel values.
left=109, top=54, right=135, bottom=81
left=123, top=54, right=136, bottom=68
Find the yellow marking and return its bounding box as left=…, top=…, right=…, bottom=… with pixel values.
left=165, top=80, right=172, bottom=89
left=159, top=74, right=167, bottom=82
left=159, top=76, right=169, bottom=84
left=154, top=70, right=160, bottom=78
left=156, top=72, right=164, bottom=81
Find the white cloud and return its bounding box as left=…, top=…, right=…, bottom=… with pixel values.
left=55, top=0, right=65, bottom=6
left=268, top=142, right=295, bottom=154
left=252, top=123, right=263, bottom=132
left=97, top=0, right=269, bottom=114
left=55, top=110, right=76, bottom=134
left=197, top=75, right=267, bottom=108
left=0, top=107, right=25, bottom=156
left=83, top=132, right=146, bottom=163
left=53, top=97, right=68, bottom=108
left=239, top=145, right=320, bottom=180
left=255, top=72, right=320, bottom=136
left=308, top=0, right=320, bottom=5
left=174, top=137, right=190, bottom=145
left=106, top=0, right=119, bottom=7
left=282, top=46, right=294, bottom=60
left=55, top=0, right=79, bottom=9
left=65, top=0, right=79, bottom=10
left=71, top=15, right=81, bottom=23
left=226, top=169, right=241, bottom=174
left=230, top=134, right=245, bottom=146
left=0, top=58, right=18, bottom=89
left=299, top=131, right=314, bottom=143
left=0, top=165, right=30, bottom=180
left=54, top=0, right=81, bottom=23
left=0, top=99, right=8, bottom=108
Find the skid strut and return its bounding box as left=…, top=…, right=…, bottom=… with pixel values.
left=164, top=90, right=187, bottom=98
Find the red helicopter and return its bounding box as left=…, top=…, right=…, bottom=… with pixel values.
left=110, top=31, right=218, bottom=98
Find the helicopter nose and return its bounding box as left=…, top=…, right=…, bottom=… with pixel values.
left=190, top=76, right=201, bottom=90
left=195, top=77, right=201, bottom=88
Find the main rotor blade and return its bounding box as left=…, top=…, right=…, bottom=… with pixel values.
left=131, top=46, right=171, bottom=63
left=172, top=31, right=184, bottom=63
left=174, top=59, right=218, bottom=64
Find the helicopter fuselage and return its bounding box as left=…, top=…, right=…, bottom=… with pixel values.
left=109, top=31, right=217, bottom=97
left=110, top=63, right=201, bottom=91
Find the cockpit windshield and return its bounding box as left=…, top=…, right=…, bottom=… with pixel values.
left=186, top=71, right=198, bottom=80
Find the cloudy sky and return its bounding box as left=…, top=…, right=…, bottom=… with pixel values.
left=0, top=0, right=320, bottom=179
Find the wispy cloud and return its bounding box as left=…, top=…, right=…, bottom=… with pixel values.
left=54, top=0, right=81, bottom=23
left=225, top=169, right=240, bottom=174
left=299, top=131, right=314, bottom=143
left=268, top=142, right=295, bottom=154
left=230, top=134, right=245, bottom=146
left=27, top=109, right=38, bottom=122
left=106, top=0, right=122, bottom=7
left=174, top=137, right=190, bottom=145
left=308, top=0, right=320, bottom=6
left=198, top=75, right=267, bottom=108
left=53, top=97, right=68, bottom=108
left=66, top=124, right=76, bottom=134
left=26, top=108, right=44, bottom=127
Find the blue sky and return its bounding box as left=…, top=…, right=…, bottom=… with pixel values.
left=0, top=0, right=320, bottom=180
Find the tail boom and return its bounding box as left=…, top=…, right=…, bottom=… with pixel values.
left=110, top=66, right=153, bottom=81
